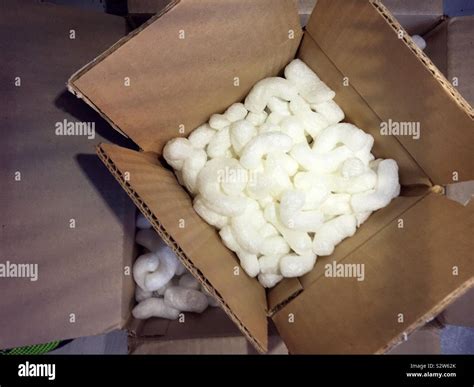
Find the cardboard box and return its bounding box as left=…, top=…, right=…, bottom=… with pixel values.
left=424, top=16, right=474, bottom=329
left=67, top=0, right=474, bottom=354
left=425, top=16, right=474, bottom=106
left=127, top=0, right=444, bottom=29
left=0, top=1, right=134, bottom=350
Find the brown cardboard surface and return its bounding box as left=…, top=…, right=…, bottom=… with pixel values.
left=273, top=193, right=474, bottom=354
left=446, top=17, right=474, bottom=106
left=426, top=17, right=474, bottom=106
left=306, top=0, right=474, bottom=185
left=268, top=278, right=303, bottom=315
left=70, top=0, right=302, bottom=154
left=296, top=33, right=430, bottom=186
left=97, top=143, right=268, bottom=352
left=0, top=1, right=133, bottom=350
left=300, top=194, right=424, bottom=289
left=129, top=334, right=288, bottom=354
left=131, top=307, right=240, bottom=339
left=128, top=315, right=288, bottom=354
left=424, top=19, right=448, bottom=76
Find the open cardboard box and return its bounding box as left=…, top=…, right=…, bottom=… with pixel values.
left=68, top=0, right=474, bottom=353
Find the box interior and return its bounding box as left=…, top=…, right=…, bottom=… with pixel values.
left=68, top=0, right=474, bottom=353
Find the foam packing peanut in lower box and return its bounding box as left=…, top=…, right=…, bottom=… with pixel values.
left=163, top=59, right=400, bottom=288
left=132, top=214, right=219, bottom=320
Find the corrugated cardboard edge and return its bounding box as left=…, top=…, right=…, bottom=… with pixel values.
left=66, top=0, right=181, bottom=140
left=379, top=276, right=474, bottom=353
left=96, top=144, right=266, bottom=353
left=372, top=0, right=473, bottom=118
left=267, top=279, right=303, bottom=317
left=273, top=192, right=473, bottom=354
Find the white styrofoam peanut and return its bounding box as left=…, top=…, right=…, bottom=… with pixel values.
left=144, top=248, right=179, bottom=291
left=320, top=193, right=352, bottom=218
left=236, top=251, right=260, bottom=278
left=135, top=285, right=153, bottom=303
left=178, top=273, right=201, bottom=290
left=181, top=148, right=207, bottom=193
left=266, top=152, right=299, bottom=177
left=132, top=252, right=160, bottom=290
left=267, top=97, right=291, bottom=116
left=312, top=123, right=372, bottom=154
left=279, top=253, right=317, bottom=278
left=351, top=159, right=400, bottom=213
left=244, top=77, right=298, bottom=113
left=230, top=120, right=257, bottom=155
left=163, top=137, right=193, bottom=170
left=136, top=213, right=152, bottom=229
left=246, top=111, right=268, bottom=126
left=258, top=273, right=283, bottom=288
left=284, top=59, right=335, bottom=104
left=341, top=157, right=366, bottom=178
left=246, top=163, right=292, bottom=200
left=193, top=195, right=228, bottom=229
left=196, top=158, right=249, bottom=216
left=209, top=113, right=230, bottom=130
left=188, top=124, right=216, bottom=148
left=155, top=277, right=179, bottom=296
left=260, top=235, right=290, bottom=256
left=279, top=115, right=307, bottom=144
left=175, top=261, right=187, bottom=276
left=312, top=214, right=357, bottom=256
left=312, top=99, right=345, bottom=125
left=164, top=286, right=209, bottom=313
left=224, top=103, right=248, bottom=122
left=258, top=255, right=281, bottom=275
left=207, top=126, right=232, bottom=158
left=219, top=225, right=242, bottom=253
left=132, top=298, right=180, bottom=320
left=289, top=95, right=330, bottom=138
left=264, top=202, right=312, bottom=255
left=293, top=172, right=330, bottom=210
left=291, top=142, right=353, bottom=173
left=240, top=132, right=293, bottom=170
left=279, top=190, right=325, bottom=232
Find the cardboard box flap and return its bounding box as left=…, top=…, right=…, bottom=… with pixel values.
left=69, top=0, right=303, bottom=154
left=305, top=0, right=474, bottom=185
left=273, top=193, right=474, bottom=353
left=97, top=143, right=269, bottom=352
left=0, top=1, right=133, bottom=350
left=296, top=32, right=431, bottom=186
